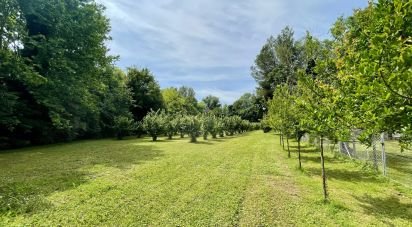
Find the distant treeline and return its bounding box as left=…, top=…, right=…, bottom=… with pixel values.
left=0, top=0, right=265, bottom=149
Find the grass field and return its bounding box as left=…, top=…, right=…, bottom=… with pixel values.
left=0, top=131, right=411, bottom=226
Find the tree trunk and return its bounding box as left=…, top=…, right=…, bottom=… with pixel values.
left=298, top=138, right=302, bottom=169
left=281, top=133, right=285, bottom=150
left=287, top=137, right=290, bottom=158
left=320, top=136, right=328, bottom=201
left=152, top=136, right=157, bottom=141
left=180, top=132, right=184, bottom=138
left=191, top=135, right=197, bottom=142
left=212, top=133, right=217, bottom=139
left=279, top=133, right=282, bottom=145
left=168, top=134, right=172, bottom=140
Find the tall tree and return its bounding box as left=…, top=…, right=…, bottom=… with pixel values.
left=202, top=95, right=221, bottom=111
left=178, top=86, right=199, bottom=115
left=0, top=0, right=45, bottom=148
left=19, top=0, right=115, bottom=140
left=251, top=26, right=301, bottom=101
left=98, top=67, right=133, bottom=137
left=127, top=67, right=163, bottom=122
left=1, top=0, right=120, bottom=148
left=162, top=87, right=185, bottom=114
left=231, top=93, right=264, bottom=122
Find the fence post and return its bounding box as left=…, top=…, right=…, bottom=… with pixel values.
left=372, top=140, right=378, bottom=171
left=352, top=139, right=356, bottom=158
left=343, top=142, right=352, bottom=159
left=381, top=133, right=387, bottom=176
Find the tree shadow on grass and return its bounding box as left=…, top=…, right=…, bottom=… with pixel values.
left=150, top=139, right=175, bottom=143
left=0, top=141, right=164, bottom=216
left=386, top=153, right=412, bottom=176
left=288, top=145, right=310, bottom=149
left=289, top=147, right=318, bottom=154
left=190, top=141, right=214, bottom=145
left=302, top=155, right=347, bottom=164
left=304, top=166, right=382, bottom=183
left=210, top=138, right=225, bottom=142
left=354, top=194, right=412, bottom=221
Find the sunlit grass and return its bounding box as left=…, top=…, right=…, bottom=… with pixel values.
left=0, top=132, right=411, bottom=226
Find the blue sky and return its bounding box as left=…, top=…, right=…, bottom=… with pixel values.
left=98, top=0, right=368, bottom=104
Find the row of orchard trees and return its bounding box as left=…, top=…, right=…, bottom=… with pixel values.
left=116, top=110, right=259, bottom=142
left=255, top=0, right=412, bottom=201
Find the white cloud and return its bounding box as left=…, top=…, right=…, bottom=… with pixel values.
left=197, top=88, right=252, bottom=104
left=98, top=0, right=368, bottom=103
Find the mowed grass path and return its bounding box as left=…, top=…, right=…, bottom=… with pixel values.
left=0, top=131, right=411, bottom=226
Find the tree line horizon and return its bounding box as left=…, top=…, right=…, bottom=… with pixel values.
left=0, top=0, right=264, bottom=149
left=1, top=0, right=411, bottom=156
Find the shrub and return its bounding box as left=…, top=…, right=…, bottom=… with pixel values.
left=225, top=116, right=242, bottom=136
left=261, top=116, right=272, bottom=133
left=142, top=110, right=165, bottom=141
left=176, top=114, right=188, bottom=138
left=114, top=116, right=136, bottom=140
left=134, top=121, right=143, bottom=138
left=209, top=116, right=219, bottom=139
left=217, top=118, right=225, bottom=137
left=201, top=114, right=217, bottom=140
left=164, top=115, right=178, bottom=140
left=185, top=115, right=202, bottom=142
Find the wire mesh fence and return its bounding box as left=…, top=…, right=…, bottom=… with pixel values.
left=302, top=133, right=387, bottom=175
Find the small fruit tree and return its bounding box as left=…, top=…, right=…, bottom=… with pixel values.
left=114, top=115, right=136, bottom=140
left=142, top=110, right=165, bottom=141
left=186, top=115, right=202, bottom=142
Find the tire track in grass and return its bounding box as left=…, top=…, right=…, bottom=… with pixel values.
left=147, top=133, right=255, bottom=226
left=238, top=132, right=302, bottom=226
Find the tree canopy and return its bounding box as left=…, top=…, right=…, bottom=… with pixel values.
left=202, top=95, right=221, bottom=111
left=127, top=67, right=163, bottom=122
left=0, top=0, right=130, bottom=148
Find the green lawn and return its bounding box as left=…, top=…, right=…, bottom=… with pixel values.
left=0, top=131, right=411, bottom=226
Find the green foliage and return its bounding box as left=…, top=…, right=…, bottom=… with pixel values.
left=250, top=122, right=262, bottom=131
left=175, top=114, right=188, bottom=138
left=178, top=86, right=199, bottom=115
left=334, top=0, right=412, bottom=148
left=224, top=115, right=243, bottom=136
left=164, top=115, right=178, bottom=140
left=99, top=67, right=134, bottom=137
left=162, top=87, right=186, bottom=114
left=142, top=110, right=165, bottom=141
left=185, top=115, right=202, bottom=142
left=113, top=116, right=136, bottom=140
left=201, top=114, right=218, bottom=140
left=202, top=95, right=221, bottom=111
left=20, top=0, right=115, bottom=139
left=260, top=115, right=272, bottom=133
left=196, top=101, right=207, bottom=114
left=162, top=86, right=200, bottom=115
left=216, top=117, right=226, bottom=137
left=230, top=93, right=264, bottom=122
left=127, top=67, right=163, bottom=122
left=0, top=0, right=134, bottom=148
left=251, top=26, right=302, bottom=101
